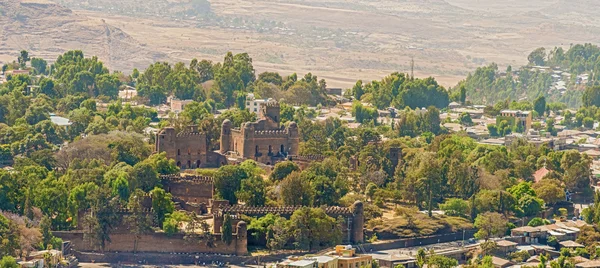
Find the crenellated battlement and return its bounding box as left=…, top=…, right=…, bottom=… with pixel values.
left=253, top=129, right=289, bottom=137
left=115, top=207, right=153, bottom=213
left=218, top=204, right=353, bottom=217
left=160, top=175, right=214, bottom=184
left=176, top=132, right=205, bottom=138
left=288, top=154, right=326, bottom=162
left=263, top=101, right=280, bottom=108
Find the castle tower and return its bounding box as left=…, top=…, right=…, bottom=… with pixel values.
left=288, top=122, right=300, bottom=155
left=220, top=119, right=232, bottom=154
left=241, top=123, right=255, bottom=158
left=236, top=221, right=248, bottom=255
left=260, top=101, right=281, bottom=128
left=352, top=201, right=364, bottom=243
left=155, top=127, right=176, bottom=156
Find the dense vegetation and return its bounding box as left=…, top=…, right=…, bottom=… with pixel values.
left=0, top=45, right=597, bottom=262
left=455, top=43, right=600, bottom=108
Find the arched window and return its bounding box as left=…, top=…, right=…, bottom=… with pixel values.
left=268, top=145, right=272, bottom=155
left=196, top=160, right=201, bottom=168
left=187, top=160, right=191, bottom=169
left=280, top=144, right=285, bottom=153
left=176, top=161, right=181, bottom=167
left=177, top=149, right=181, bottom=155
left=255, top=145, right=260, bottom=154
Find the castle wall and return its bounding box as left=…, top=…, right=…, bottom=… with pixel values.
left=213, top=203, right=364, bottom=244
left=156, top=127, right=222, bottom=169
left=162, top=176, right=214, bottom=205
left=54, top=231, right=247, bottom=255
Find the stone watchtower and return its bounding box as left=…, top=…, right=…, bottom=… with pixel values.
left=236, top=221, right=248, bottom=255
left=260, top=101, right=281, bottom=129
left=155, top=127, right=177, bottom=156
left=287, top=122, right=300, bottom=156
left=220, top=119, right=233, bottom=154
left=352, top=201, right=365, bottom=243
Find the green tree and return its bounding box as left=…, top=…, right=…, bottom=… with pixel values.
left=0, top=214, right=20, bottom=257
left=150, top=187, right=174, bottom=228
left=583, top=86, right=600, bottom=107
left=131, top=162, right=160, bottom=191
left=416, top=248, right=427, bottom=268
left=0, top=256, right=18, bottom=268
left=534, top=96, right=546, bottom=118
left=126, top=189, right=154, bottom=253
left=528, top=217, right=548, bottom=227
left=18, top=50, right=30, bottom=68
left=583, top=117, right=594, bottom=129
left=427, top=254, right=458, bottom=268
left=236, top=175, right=267, bottom=206
left=288, top=207, right=342, bottom=250
left=30, top=58, right=48, bottom=75
left=474, top=212, right=508, bottom=240
left=270, top=161, right=300, bottom=182
left=459, top=112, right=473, bottom=126
left=528, top=47, right=547, bottom=66
left=459, top=84, right=467, bottom=104
left=439, top=198, right=469, bottom=218
left=214, top=165, right=248, bottom=204
left=352, top=80, right=364, bottom=100
left=279, top=171, right=314, bottom=206
left=221, top=213, right=233, bottom=245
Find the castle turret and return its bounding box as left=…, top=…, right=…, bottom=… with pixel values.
left=352, top=201, right=364, bottom=243
left=220, top=119, right=232, bottom=154
left=236, top=221, right=248, bottom=255
left=242, top=123, right=255, bottom=158
left=156, top=127, right=176, bottom=155
left=288, top=122, right=299, bottom=155
left=260, top=101, right=281, bottom=128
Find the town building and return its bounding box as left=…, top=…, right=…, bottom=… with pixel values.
left=333, top=245, right=373, bottom=268
left=277, top=246, right=371, bottom=268
left=220, top=100, right=299, bottom=165
left=498, top=110, right=532, bottom=131
left=245, top=93, right=274, bottom=114
left=170, top=98, right=194, bottom=113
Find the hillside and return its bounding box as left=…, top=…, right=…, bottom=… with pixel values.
left=0, top=0, right=161, bottom=72
left=2, top=0, right=600, bottom=88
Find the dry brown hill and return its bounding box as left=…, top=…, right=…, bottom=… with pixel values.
left=0, top=0, right=162, bottom=72
left=3, top=0, right=600, bottom=88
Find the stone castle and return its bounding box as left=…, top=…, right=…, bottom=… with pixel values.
left=220, top=100, right=299, bottom=165
left=155, top=100, right=299, bottom=167
left=55, top=101, right=394, bottom=256
left=155, top=126, right=227, bottom=169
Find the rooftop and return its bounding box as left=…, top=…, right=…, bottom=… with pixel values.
left=496, top=240, right=518, bottom=247
left=50, top=113, right=72, bottom=126
left=559, top=240, right=584, bottom=248
left=288, top=260, right=317, bottom=267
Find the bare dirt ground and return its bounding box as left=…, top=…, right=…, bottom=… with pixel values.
left=3, top=0, right=600, bottom=88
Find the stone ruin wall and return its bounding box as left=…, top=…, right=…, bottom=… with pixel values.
left=54, top=230, right=247, bottom=256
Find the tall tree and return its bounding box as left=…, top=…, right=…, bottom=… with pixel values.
left=126, top=189, right=153, bottom=253
left=474, top=212, right=508, bottom=240
left=214, top=165, right=248, bottom=204
left=221, top=213, right=233, bottom=245
left=534, top=96, right=546, bottom=117
left=150, top=187, right=174, bottom=228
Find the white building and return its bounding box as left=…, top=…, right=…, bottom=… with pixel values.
left=246, top=93, right=274, bottom=113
